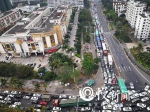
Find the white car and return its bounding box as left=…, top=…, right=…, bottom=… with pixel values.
left=137, top=103, right=146, bottom=108
left=111, top=100, right=117, bottom=106
left=59, top=95, right=67, bottom=99
left=101, top=101, right=109, bottom=106
left=69, top=96, right=77, bottom=99
left=108, top=78, right=112, bottom=84
left=31, top=97, right=38, bottom=101
left=34, top=109, right=41, bottom=112
left=53, top=107, right=61, bottom=111
left=113, top=106, right=120, bottom=111
left=128, top=90, right=136, bottom=96
left=139, top=92, right=147, bottom=97
left=23, top=96, right=30, bottom=99
left=81, top=107, right=90, bottom=111
left=102, top=110, right=111, bottom=112
left=9, top=105, right=17, bottom=108
left=11, top=91, right=18, bottom=95
left=3, top=90, right=10, bottom=94
left=129, top=82, right=134, bottom=89
left=14, top=102, right=21, bottom=105
left=4, top=97, right=11, bottom=101
left=0, top=100, right=5, bottom=103
left=141, top=97, right=149, bottom=102
left=8, top=94, right=14, bottom=98
left=130, top=93, right=139, bottom=99
left=103, top=104, right=113, bottom=109
left=104, top=79, right=108, bottom=84
left=144, top=85, right=149, bottom=91
left=123, top=107, right=132, bottom=111
left=33, top=94, right=41, bottom=97
left=106, top=92, right=113, bottom=99
left=103, top=72, right=107, bottom=78
left=147, top=106, right=150, bottom=111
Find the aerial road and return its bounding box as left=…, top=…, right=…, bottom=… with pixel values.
left=94, top=0, right=150, bottom=89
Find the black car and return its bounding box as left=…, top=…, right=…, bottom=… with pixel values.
left=37, top=64, right=41, bottom=68
left=12, top=98, right=20, bottom=102
left=31, top=100, right=38, bottom=104
left=15, top=94, right=22, bottom=99
left=129, top=103, right=136, bottom=107
left=26, top=93, right=33, bottom=96
left=34, top=104, right=42, bottom=109
left=51, top=95, right=59, bottom=99
left=46, top=106, right=53, bottom=110
left=132, top=106, right=142, bottom=112
left=94, top=106, right=101, bottom=110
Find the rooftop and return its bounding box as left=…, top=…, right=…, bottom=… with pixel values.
left=6, top=25, right=27, bottom=34
left=50, top=10, right=63, bottom=19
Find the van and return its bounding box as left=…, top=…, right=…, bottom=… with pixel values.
left=132, top=98, right=140, bottom=103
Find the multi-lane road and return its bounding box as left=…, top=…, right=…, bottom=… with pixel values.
left=94, top=0, right=150, bottom=89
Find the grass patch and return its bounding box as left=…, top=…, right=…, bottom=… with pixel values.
left=75, top=53, right=81, bottom=58
left=108, top=22, right=113, bottom=30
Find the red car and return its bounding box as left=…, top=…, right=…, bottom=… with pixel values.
left=40, top=101, right=47, bottom=105
left=112, top=78, right=116, bottom=85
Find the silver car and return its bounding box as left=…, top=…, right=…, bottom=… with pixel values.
left=129, top=82, right=134, bottom=89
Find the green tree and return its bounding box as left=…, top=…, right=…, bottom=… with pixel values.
left=9, top=77, right=16, bottom=88
left=42, top=71, right=56, bottom=81
left=43, top=83, right=47, bottom=91
left=0, top=78, right=8, bottom=88
left=15, top=79, right=24, bottom=89
left=137, top=43, right=143, bottom=51
left=94, top=57, right=101, bottom=64
left=34, top=82, right=40, bottom=91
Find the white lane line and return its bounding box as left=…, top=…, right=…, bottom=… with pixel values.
left=124, top=67, right=126, bottom=71
left=119, top=67, right=121, bottom=72
left=129, top=67, right=132, bottom=71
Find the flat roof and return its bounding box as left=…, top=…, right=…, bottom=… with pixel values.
left=6, top=25, right=27, bottom=34
left=50, top=10, right=63, bottom=19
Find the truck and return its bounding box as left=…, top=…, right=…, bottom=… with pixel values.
left=59, top=98, right=90, bottom=107
left=108, top=54, right=113, bottom=66
left=102, top=43, right=108, bottom=56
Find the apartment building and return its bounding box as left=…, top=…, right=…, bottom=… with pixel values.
left=134, top=12, right=150, bottom=40
left=113, top=0, right=127, bottom=16
left=126, top=0, right=146, bottom=28
left=0, top=9, right=22, bottom=30
left=47, top=0, right=84, bottom=8
left=0, top=5, right=72, bottom=57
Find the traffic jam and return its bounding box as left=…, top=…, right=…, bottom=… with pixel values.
left=93, top=3, right=150, bottom=112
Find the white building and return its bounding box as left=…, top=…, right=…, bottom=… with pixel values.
left=134, top=12, right=150, bottom=40
left=47, top=0, right=84, bottom=8
left=126, top=0, right=146, bottom=28
left=0, top=5, right=72, bottom=57
left=16, top=5, right=40, bottom=13
left=113, top=0, right=127, bottom=16
left=0, top=9, right=22, bottom=30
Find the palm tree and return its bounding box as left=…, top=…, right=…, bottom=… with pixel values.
left=34, top=82, right=40, bottom=91
left=43, top=83, right=47, bottom=92
left=137, top=43, right=143, bottom=51
left=0, top=78, right=8, bottom=88
left=9, top=77, right=16, bottom=88
left=15, top=80, right=24, bottom=89
left=41, top=106, right=46, bottom=112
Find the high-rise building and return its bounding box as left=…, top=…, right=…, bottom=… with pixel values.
left=126, top=0, right=146, bottom=28
left=47, top=0, right=84, bottom=8
left=134, top=12, right=150, bottom=40
left=0, top=0, right=12, bottom=12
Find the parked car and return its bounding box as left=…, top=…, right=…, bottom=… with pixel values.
left=81, top=107, right=91, bottom=111
left=129, top=82, right=134, bottom=89
left=103, top=104, right=112, bottom=110
left=144, top=85, right=149, bottom=91
left=40, top=101, right=47, bottom=105
left=53, top=107, right=61, bottom=111
left=139, top=92, right=147, bottom=97
left=141, top=97, right=149, bottom=102
left=123, top=107, right=132, bottom=111
left=137, top=103, right=146, bottom=108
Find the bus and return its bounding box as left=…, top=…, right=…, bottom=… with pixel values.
left=59, top=98, right=90, bottom=107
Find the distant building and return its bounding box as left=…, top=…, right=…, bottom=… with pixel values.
left=11, top=0, right=41, bottom=7
left=113, top=0, right=127, bottom=16
left=134, top=12, right=150, bottom=40
left=0, top=5, right=72, bottom=57
left=0, top=9, right=22, bottom=30
left=47, top=0, right=84, bottom=8
left=126, top=0, right=147, bottom=28
left=16, top=5, right=40, bottom=13
left=0, top=0, right=12, bottom=13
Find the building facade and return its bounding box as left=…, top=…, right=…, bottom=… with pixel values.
left=126, top=0, right=146, bottom=28
left=0, top=5, right=72, bottom=57
left=0, top=0, right=12, bottom=13
left=47, top=0, right=84, bottom=8
left=134, top=12, right=150, bottom=40
left=113, top=0, right=127, bottom=16
left=0, top=9, right=22, bottom=30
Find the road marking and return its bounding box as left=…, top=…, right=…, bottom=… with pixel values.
left=129, top=67, right=131, bottom=71
left=124, top=67, right=126, bottom=71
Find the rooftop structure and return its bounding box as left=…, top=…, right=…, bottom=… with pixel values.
left=0, top=5, right=72, bottom=57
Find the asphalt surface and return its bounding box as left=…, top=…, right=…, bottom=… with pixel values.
left=94, top=0, right=150, bottom=90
